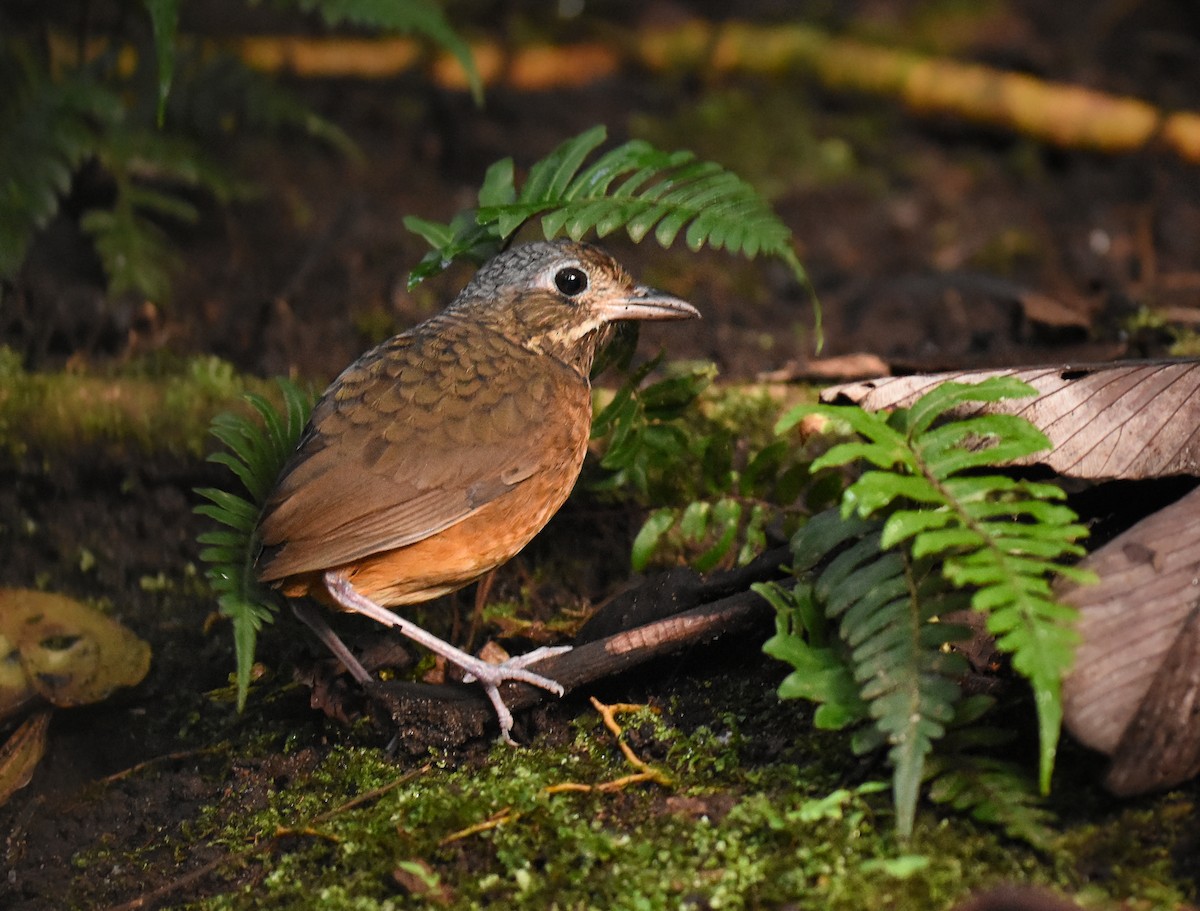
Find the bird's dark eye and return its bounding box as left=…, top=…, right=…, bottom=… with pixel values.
left=554, top=267, right=588, bottom=297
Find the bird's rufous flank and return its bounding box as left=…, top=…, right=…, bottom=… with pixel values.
left=255, top=240, right=700, bottom=742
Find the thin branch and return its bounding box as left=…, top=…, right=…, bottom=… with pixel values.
left=366, top=561, right=781, bottom=750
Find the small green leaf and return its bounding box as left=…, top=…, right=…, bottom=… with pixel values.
left=521, top=125, right=608, bottom=205
left=693, top=498, right=741, bottom=572
left=880, top=508, right=954, bottom=548
left=144, top=0, right=181, bottom=126
left=859, top=855, right=931, bottom=879
left=478, top=158, right=516, bottom=207
left=81, top=204, right=177, bottom=303
left=843, top=473, right=939, bottom=515
left=737, top=503, right=768, bottom=565
left=631, top=507, right=676, bottom=572
left=403, top=215, right=458, bottom=250
left=902, top=377, right=1038, bottom=437
left=679, top=500, right=711, bottom=543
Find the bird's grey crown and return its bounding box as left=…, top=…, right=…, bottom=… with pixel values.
left=453, top=240, right=597, bottom=306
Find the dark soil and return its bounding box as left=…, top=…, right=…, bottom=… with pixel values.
left=4, top=1, right=1200, bottom=908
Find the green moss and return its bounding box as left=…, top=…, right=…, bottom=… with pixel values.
left=0, top=348, right=292, bottom=463
left=1057, top=795, right=1197, bottom=906
left=97, top=705, right=1192, bottom=911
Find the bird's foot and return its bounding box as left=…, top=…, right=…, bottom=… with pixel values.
left=458, top=645, right=572, bottom=745
left=323, top=568, right=574, bottom=743
left=460, top=644, right=572, bottom=691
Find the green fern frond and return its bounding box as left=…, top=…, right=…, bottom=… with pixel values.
left=926, top=753, right=1057, bottom=850
left=194, top=379, right=314, bottom=710
left=790, top=509, right=972, bottom=836
left=0, top=42, right=121, bottom=279
left=779, top=377, right=1086, bottom=794
left=80, top=205, right=178, bottom=303
left=402, top=125, right=810, bottom=309
left=768, top=377, right=1088, bottom=836
left=3, top=14, right=356, bottom=297
left=78, top=127, right=246, bottom=302
left=98, top=126, right=246, bottom=203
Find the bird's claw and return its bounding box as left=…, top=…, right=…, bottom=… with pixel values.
left=461, top=644, right=572, bottom=694
left=460, top=645, right=572, bottom=744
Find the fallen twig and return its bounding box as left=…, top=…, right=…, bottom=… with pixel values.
left=366, top=549, right=787, bottom=750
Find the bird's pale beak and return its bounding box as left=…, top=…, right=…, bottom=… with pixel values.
left=598, top=286, right=701, bottom=323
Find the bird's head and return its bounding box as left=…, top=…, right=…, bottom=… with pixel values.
left=450, top=240, right=700, bottom=374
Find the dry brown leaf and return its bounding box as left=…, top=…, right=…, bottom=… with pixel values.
left=1059, top=485, right=1200, bottom=795
left=0, top=710, right=51, bottom=807
left=1104, top=606, right=1200, bottom=796
left=1016, top=290, right=1090, bottom=330
left=0, top=589, right=151, bottom=710
left=822, top=360, right=1200, bottom=481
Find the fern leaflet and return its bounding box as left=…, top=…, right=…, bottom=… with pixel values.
left=80, top=128, right=241, bottom=303
left=175, top=54, right=359, bottom=159
left=789, top=509, right=972, bottom=836
left=194, top=379, right=313, bottom=710
left=145, top=0, right=181, bottom=125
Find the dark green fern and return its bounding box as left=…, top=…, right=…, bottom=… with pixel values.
left=145, top=0, right=181, bottom=124
left=194, top=379, right=313, bottom=710
left=0, top=43, right=121, bottom=280
left=764, top=376, right=1089, bottom=838
left=762, top=510, right=973, bottom=836
left=915, top=690, right=1058, bottom=848
left=168, top=54, right=358, bottom=159
left=2, top=0, right=472, bottom=303
left=86, top=127, right=243, bottom=303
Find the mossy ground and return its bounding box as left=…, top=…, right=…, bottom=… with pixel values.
left=59, top=667, right=1200, bottom=910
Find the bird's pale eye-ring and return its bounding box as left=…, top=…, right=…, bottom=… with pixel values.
left=554, top=266, right=588, bottom=297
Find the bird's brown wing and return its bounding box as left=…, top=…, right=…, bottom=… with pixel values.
left=255, top=323, right=590, bottom=581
